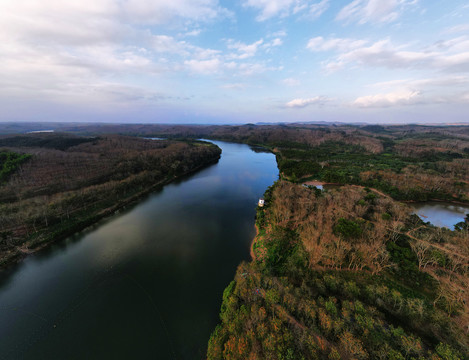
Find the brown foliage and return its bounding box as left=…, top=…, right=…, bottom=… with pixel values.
left=267, top=181, right=409, bottom=273
left=0, top=135, right=220, bottom=265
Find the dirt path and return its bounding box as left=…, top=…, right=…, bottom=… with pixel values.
left=250, top=224, right=259, bottom=261
left=350, top=184, right=389, bottom=198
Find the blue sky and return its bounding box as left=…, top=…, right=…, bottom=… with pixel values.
left=1, top=0, right=469, bottom=124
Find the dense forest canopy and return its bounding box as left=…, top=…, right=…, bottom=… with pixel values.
left=208, top=181, right=468, bottom=359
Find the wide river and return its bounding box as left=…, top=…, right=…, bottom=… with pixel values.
left=0, top=141, right=278, bottom=359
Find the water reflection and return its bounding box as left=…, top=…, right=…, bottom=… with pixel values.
left=409, top=202, right=469, bottom=229
left=0, top=140, right=278, bottom=360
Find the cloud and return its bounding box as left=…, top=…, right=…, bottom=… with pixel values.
left=307, top=36, right=469, bottom=73
left=0, top=1, right=228, bottom=47
left=282, top=78, right=300, bottom=86
left=151, top=35, right=190, bottom=54
left=336, top=0, right=418, bottom=24
left=357, top=75, right=469, bottom=108
left=184, top=58, right=221, bottom=74
left=271, top=38, right=284, bottom=47
left=461, top=93, right=469, bottom=103
left=271, top=30, right=287, bottom=37
left=307, top=36, right=367, bottom=52
left=370, top=76, right=469, bottom=90
left=221, top=83, right=247, bottom=90
left=237, top=63, right=282, bottom=76
left=243, top=0, right=327, bottom=21
left=308, top=0, right=330, bottom=19
left=444, top=24, right=469, bottom=34
left=185, top=29, right=202, bottom=37
left=286, top=96, right=328, bottom=108
left=122, top=0, right=229, bottom=24
left=352, top=87, right=469, bottom=108
left=183, top=58, right=280, bottom=76
left=227, top=39, right=264, bottom=59
left=353, top=90, right=421, bottom=107
left=0, top=0, right=285, bottom=112
left=243, top=0, right=296, bottom=21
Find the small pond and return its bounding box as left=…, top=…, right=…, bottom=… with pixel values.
left=409, top=202, right=469, bottom=229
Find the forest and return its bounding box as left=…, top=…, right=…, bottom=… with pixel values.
left=0, top=132, right=221, bottom=267
left=207, top=181, right=468, bottom=359
left=0, top=123, right=467, bottom=359
left=13, top=122, right=466, bottom=203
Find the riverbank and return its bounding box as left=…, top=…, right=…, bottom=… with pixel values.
left=0, top=139, right=279, bottom=360
left=401, top=198, right=469, bottom=206
left=0, top=138, right=221, bottom=270
left=6, top=159, right=218, bottom=270
left=208, top=180, right=469, bottom=359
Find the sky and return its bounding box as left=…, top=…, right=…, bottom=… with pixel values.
left=1, top=0, right=469, bottom=124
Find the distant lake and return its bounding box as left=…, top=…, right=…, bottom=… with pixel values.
left=409, top=202, right=469, bottom=229
left=0, top=140, right=278, bottom=359
left=26, top=130, right=54, bottom=133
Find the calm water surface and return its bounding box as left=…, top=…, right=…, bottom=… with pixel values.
left=0, top=141, right=278, bottom=359
left=410, top=202, right=469, bottom=229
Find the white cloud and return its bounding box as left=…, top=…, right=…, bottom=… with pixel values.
left=244, top=0, right=326, bottom=21
left=194, top=48, right=222, bottom=60
left=0, top=1, right=228, bottom=46
left=336, top=0, right=418, bottom=24
left=243, top=0, right=330, bottom=21
left=286, top=96, right=328, bottom=108
left=244, top=0, right=296, bottom=21
left=238, top=63, right=281, bottom=76
left=461, top=93, right=469, bottom=103
left=184, top=58, right=221, bottom=74
left=227, top=39, right=264, bottom=59
left=282, top=78, right=300, bottom=86
left=185, top=29, right=202, bottom=37
left=359, top=75, right=469, bottom=108
left=0, top=0, right=286, bottom=109
left=307, top=36, right=367, bottom=52
left=371, top=76, right=469, bottom=90
left=444, top=24, right=469, bottom=34
left=352, top=87, right=469, bottom=108
left=221, top=83, right=247, bottom=90
left=308, top=36, right=469, bottom=73
left=122, top=0, right=228, bottom=24
left=151, top=35, right=189, bottom=54
left=353, top=90, right=421, bottom=107
left=308, top=0, right=330, bottom=19
left=271, top=30, right=287, bottom=37
left=271, top=38, right=284, bottom=47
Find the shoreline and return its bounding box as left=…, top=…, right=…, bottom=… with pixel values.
left=401, top=198, right=469, bottom=206
left=0, top=155, right=220, bottom=272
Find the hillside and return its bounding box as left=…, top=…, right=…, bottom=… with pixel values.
left=208, top=181, right=468, bottom=359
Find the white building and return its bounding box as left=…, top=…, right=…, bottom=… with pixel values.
left=258, top=199, right=265, bottom=207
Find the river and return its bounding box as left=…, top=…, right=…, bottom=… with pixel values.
left=0, top=140, right=278, bottom=359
